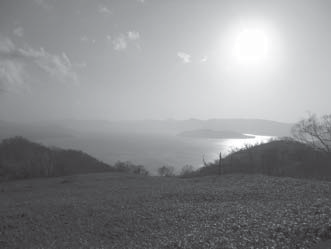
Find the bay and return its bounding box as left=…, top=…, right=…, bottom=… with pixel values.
left=40, top=133, right=273, bottom=175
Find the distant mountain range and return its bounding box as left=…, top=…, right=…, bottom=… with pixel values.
left=0, top=118, right=293, bottom=141
left=54, top=118, right=293, bottom=137
left=0, top=120, right=74, bottom=140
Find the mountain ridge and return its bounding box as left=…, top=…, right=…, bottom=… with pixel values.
left=178, top=129, right=255, bottom=139
left=0, top=118, right=293, bottom=140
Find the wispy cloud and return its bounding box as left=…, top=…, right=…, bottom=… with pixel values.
left=112, top=35, right=127, bottom=51
left=33, top=0, right=52, bottom=10
left=0, top=37, right=15, bottom=53
left=80, top=35, right=96, bottom=45
left=0, top=60, right=27, bottom=93
left=20, top=48, right=78, bottom=84
left=13, top=27, right=24, bottom=37
left=177, top=52, right=191, bottom=64
left=0, top=38, right=26, bottom=93
left=111, top=31, right=141, bottom=51
left=80, top=35, right=89, bottom=43
left=97, top=4, right=111, bottom=15
left=74, top=61, right=87, bottom=68
left=200, top=56, right=208, bottom=63
left=0, top=36, right=79, bottom=93
left=127, top=31, right=140, bottom=40
left=137, top=0, right=145, bottom=3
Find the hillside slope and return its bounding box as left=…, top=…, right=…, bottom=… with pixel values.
left=0, top=137, right=113, bottom=180
left=196, top=140, right=331, bottom=180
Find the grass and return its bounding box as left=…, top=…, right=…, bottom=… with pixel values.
left=1, top=173, right=331, bottom=249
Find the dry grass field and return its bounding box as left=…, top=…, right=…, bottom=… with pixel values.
left=1, top=173, right=331, bottom=249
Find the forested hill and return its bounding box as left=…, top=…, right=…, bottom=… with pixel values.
left=0, top=137, right=114, bottom=180
left=195, top=139, right=331, bottom=180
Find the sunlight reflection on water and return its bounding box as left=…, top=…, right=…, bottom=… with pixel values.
left=200, top=134, right=275, bottom=168
left=218, top=134, right=275, bottom=156
left=41, top=133, right=275, bottom=175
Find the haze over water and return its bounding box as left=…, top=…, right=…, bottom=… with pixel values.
left=40, top=133, right=273, bottom=174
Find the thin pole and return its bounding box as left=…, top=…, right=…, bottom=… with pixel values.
left=219, top=152, right=222, bottom=175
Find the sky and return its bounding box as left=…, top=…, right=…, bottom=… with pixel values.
left=0, top=0, right=331, bottom=123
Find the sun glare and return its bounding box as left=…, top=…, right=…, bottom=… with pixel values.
left=234, top=28, right=269, bottom=65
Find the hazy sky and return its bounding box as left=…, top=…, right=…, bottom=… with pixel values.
left=0, top=0, right=330, bottom=123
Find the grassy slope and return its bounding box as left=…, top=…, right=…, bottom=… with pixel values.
left=1, top=173, right=331, bottom=249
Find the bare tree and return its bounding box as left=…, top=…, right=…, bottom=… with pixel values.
left=292, top=113, right=331, bottom=153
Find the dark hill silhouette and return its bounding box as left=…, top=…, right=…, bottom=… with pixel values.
left=0, top=137, right=114, bottom=180
left=195, top=139, right=331, bottom=180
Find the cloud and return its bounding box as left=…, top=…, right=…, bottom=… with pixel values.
left=0, top=36, right=79, bottom=93
left=98, top=4, right=111, bottom=14
left=0, top=38, right=27, bottom=93
left=200, top=56, right=208, bottom=63
left=111, top=31, right=141, bottom=51
left=112, top=35, right=127, bottom=51
left=80, top=35, right=96, bottom=45
left=137, top=0, right=145, bottom=3
left=19, top=48, right=78, bottom=84
left=13, top=27, right=24, bottom=37
left=127, top=31, right=140, bottom=41
left=34, top=0, right=52, bottom=10
left=0, top=60, right=27, bottom=93
left=0, top=37, right=15, bottom=53
left=80, top=35, right=89, bottom=43
left=74, top=61, right=87, bottom=68
left=177, top=52, right=191, bottom=64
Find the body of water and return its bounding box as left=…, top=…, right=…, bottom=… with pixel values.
left=40, top=133, right=273, bottom=174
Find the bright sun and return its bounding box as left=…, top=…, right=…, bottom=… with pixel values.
left=234, top=28, right=269, bottom=65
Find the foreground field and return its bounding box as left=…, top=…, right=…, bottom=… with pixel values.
left=0, top=173, right=331, bottom=249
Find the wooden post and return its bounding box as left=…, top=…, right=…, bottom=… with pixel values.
left=219, top=152, right=222, bottom=175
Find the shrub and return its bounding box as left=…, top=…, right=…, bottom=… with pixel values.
left=157, top=165, right=175, bottom=177
left=179, top=165, right=194, bottom=177
left=114, top=161, right=149, bottom=175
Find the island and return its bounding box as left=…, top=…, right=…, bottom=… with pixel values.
left=177, top=129, right=255, bottom=139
